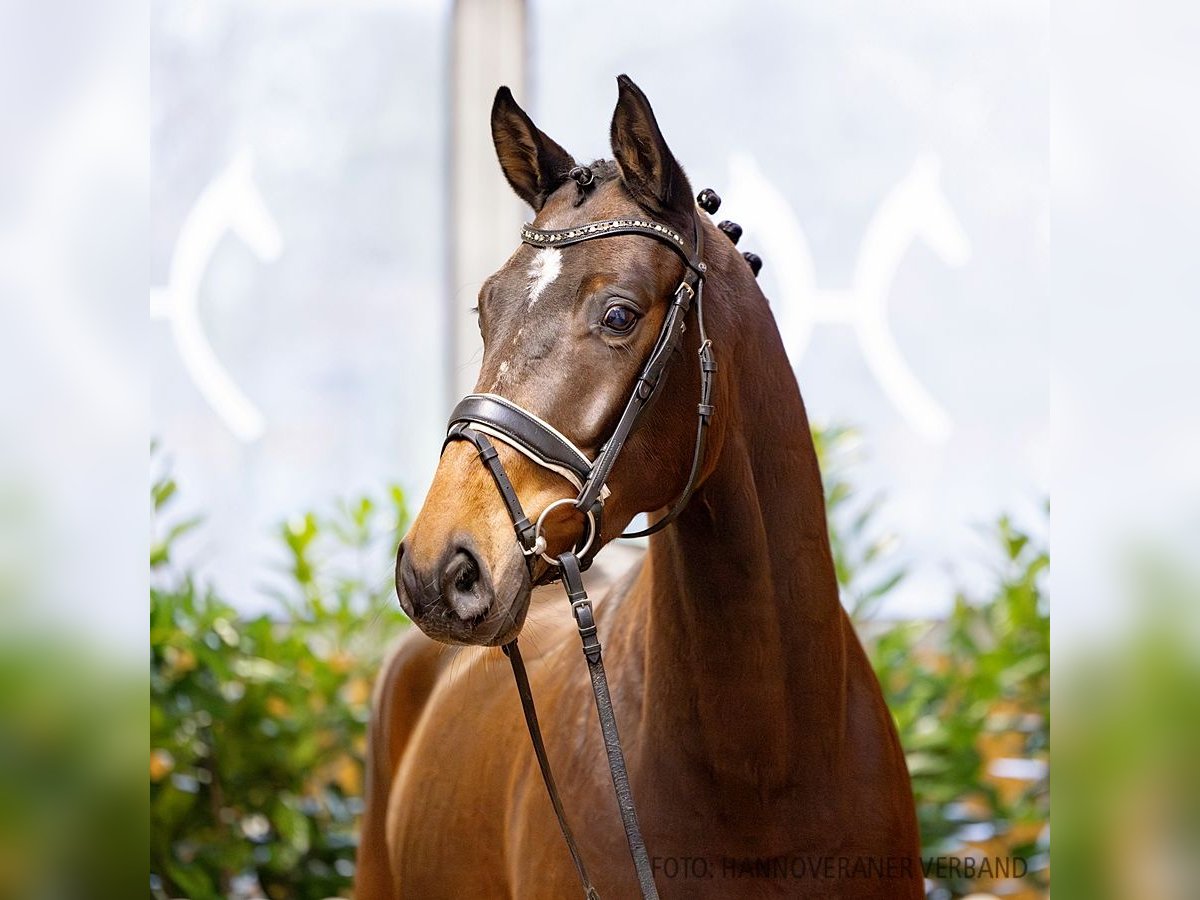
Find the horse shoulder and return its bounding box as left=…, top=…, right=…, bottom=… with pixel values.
left=839, top=613, right=923, bottom=881
left=355, top=627, right=448, bottom=900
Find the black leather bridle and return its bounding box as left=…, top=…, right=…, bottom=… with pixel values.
left=441, top=200, right=716, bottom=900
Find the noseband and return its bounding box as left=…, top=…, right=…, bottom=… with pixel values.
left=440, top=202, right=717, bottom=899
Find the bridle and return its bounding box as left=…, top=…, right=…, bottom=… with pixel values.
left=445, top=211, right=714, bottom=572
left=440, top=194, right=719, bottom=899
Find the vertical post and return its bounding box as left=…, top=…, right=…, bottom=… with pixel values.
left=448, top=0, right=528, bottom=403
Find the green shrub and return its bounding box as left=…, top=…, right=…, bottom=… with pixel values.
left=866, top=515, right=1049, bottom=897
left=150, top=456, right=408, bottom=899
left=817, top=427, right=1049, bottom=897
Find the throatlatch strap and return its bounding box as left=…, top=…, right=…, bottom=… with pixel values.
left=560, top=552, right=661, bottom=900
left=503, top=641, right=599, bottom=900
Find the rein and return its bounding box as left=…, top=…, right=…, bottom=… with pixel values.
left=441, top=200, right=717, bottom=900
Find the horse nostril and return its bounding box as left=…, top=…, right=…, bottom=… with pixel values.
left=453, top=554, right=479, bottom=593
left=443, top=546, right=490, bottom=622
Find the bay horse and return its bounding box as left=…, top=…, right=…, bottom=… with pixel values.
left=356, top=76, right=922, bottom=899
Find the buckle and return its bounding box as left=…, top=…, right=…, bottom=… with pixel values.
left=521, top=534, right=548, bottom=558
left=571, top=598, right=603, bottom=663
left=676, top=281, right=695, bottom=305
left=571, top=598, right=595, bottom=629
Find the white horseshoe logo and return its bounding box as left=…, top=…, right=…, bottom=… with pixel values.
left=151, top=150, right=283, bottom=442
left=727, top=153, right=970, bottom=443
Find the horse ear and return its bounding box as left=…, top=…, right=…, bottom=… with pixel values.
left=490, top=86, right=575, bottom=211
left=610, top=75, right=693, bottom=230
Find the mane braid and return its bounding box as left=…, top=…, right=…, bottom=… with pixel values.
left=571, top=159, right=621, bottom=207
left=584, top=159, right=621, bottom=182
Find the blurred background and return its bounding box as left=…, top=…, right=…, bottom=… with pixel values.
left=3, top=0, right=1199, bottom=898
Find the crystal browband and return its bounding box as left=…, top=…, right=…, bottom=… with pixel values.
left=521, top=218, right=688, bottom=250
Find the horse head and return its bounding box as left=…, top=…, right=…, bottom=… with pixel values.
left=396, top=77, right=716, bottom=646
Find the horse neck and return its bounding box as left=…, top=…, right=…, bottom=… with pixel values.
left=632, top=264, right=849, bottom=789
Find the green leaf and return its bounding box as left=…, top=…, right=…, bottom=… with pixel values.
left=153, top=478, right=177, bottom=510
left=165, top=860, right=217, bottom=899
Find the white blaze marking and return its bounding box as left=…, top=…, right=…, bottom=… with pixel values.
left=492, top=254, right=557, bottom=390
left=526, top=247, right=561, bottom=307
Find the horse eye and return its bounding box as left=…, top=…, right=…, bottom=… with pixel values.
left=602, top=304, right=639, bottom=334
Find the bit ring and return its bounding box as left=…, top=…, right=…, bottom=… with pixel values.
left=534, top=498, right=597, bottom=566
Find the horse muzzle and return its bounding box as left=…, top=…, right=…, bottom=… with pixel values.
left=395, top=536, right=532, bottom=646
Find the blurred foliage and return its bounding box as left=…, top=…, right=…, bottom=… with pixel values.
left=819, top=427, right=1049, bottom=899
left=866, top=515, right=1050, bottom=899
left=151, top=432, right=1048, bottom=899
left=0, top=643, right=144, bottom=900
left=812, top=425, right=907, bottom=621
left=1054, top=549, right=1200, bottom=900
left=150, top=452, right=408, bottom=900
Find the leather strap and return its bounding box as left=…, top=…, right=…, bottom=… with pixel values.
left=448, top=393, right=595, bottom=489
left=443, top=426, right=538, bottom=553
left=561, top=552, right=660, bottom=900
left=503, top=641, right=600, bottom=900
left=621, top=281, right=716, bottom=539
left=499, top=558, right=662, bottom=900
